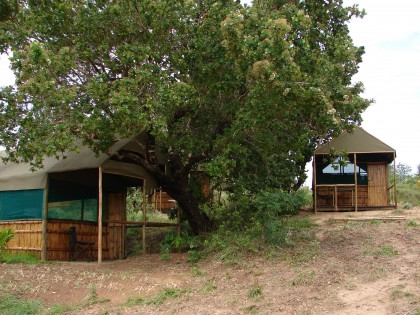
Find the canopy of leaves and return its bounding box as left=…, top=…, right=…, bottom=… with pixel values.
left=0, top=0, right=371, bottom=232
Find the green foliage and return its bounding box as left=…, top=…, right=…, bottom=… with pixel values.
left=292, top=270, right=316, bottom=286
left=126, top=187, right=144, bottom=220
left=398, top=181, right=420, bottom=206
left=124, top=296, right=145, bottom=307
left=204, top=216, right=316, bottom=265
left=0, top=0, right=371, bottom=234
left=247, top=283, right=263, bottom=299
left=406, top=220, right=420, bottom=228
left=0, top=251, right=40, bottom=264
left=82, top=284, right=110, bottom=306
left=370, top=245, right=399, bottom=257
left=0, top=229, right=13, bottom=256
left=160, top=231, right=202, bottom=263
left=142, top=288, right=190, bottom=306
left=391, top=162, right=420, bottom=206
left=255, top=189, right=308, bottom=216
left=395, top=163, right=412, bottom=182
left=0, top=291, right=42, bottom=315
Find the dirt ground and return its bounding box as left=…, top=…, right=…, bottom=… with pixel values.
left=1, top=208, right=419, bottom=315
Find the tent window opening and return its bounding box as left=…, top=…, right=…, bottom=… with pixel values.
left=318, top=158, right=368, bottom=185
left=47, top=179, right=98, bottom=222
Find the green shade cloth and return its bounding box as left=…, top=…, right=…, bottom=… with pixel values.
left=0, top=189, right=44, bottom=220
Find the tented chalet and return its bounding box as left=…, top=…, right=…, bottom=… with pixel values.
left=0, top=134, right=177, bottom=262
left=313, top=126, right=397, bottom=212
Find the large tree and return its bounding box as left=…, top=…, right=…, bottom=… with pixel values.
left=0, top=0, right=371, bottom=234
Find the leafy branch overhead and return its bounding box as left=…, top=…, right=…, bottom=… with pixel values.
left=0, top=0, right=371, bottom=233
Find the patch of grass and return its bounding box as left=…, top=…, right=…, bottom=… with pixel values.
left=283, top=239, right=320, bottom=267
left=190, top=267, right=205, bottom=277
left=43, top=303, right=72, bottom=315
left=391, top=208, right=405, bottom=215
left=160, top=247, right=171, bottom=261
left=124, top=296, right=145, bottom=307
left=0, top=251, right=42, bottom=264
left=402, top=202, right=413, bottom=209
left=406, top=220, right=420, bottom=228
left=363, top=244, right=399, bottom=257
left=204, top=216, right=316, bottom=266
left=374, top=245, right=399, bottom=257
left=202, top=280, right=217, bottom=292
left=368, top=263, right=388, bottom=281
left=390, top=286, right=415, bottom=301
left=264, top=249, right=278, bottom=260
left=143, top=287, right=190, bottom=306
left=0, top=291, right=43, bottom=315
left=292, top=269, right=316, bottom=286
left=81, top=284, right=110, bottom=306
left=247, top=283, right=263, bottom=300
left=344, top=220, right=383, bottom=229
left=187, top=249, right=203, bottom=265
left=243, top=304, right=260, bottom=313
left=120, top=271, right=133, bottom=281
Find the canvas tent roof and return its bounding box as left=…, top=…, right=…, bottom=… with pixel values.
left=314, top=126, right=396, bottom=162
left=0, top=136, right=159, bottom=191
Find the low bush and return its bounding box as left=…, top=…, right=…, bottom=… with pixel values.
left=0, top=229, right=14, bottom=261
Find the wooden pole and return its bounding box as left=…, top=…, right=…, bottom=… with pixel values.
left=313, top=155, right=317, bottom=213
left=142, top=180, right=147, bottom=253
left=334, top=185, right=338, bottom=211
left=98, top=167, right=103, bottom=264
left=159, top=187, right=162, bottom=212
left=41, top=180, right=49, bottom=261
left=393, top=153, right=397, bottom=208
left=354, top=153, right=358, bottom=212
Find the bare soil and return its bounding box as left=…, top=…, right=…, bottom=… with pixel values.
left=1, top=208, right=419, bottom=315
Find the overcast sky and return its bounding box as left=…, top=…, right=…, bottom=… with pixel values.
left=1, top=0, right=419, bottom=176
left=342, top=0, right=420, bottom=175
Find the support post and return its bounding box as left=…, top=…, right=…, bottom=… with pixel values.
left=313, top=155, right=317, bottom=213
left=41, top=180, right=49, bottom=261
left=159, top=187, right=162, bottom=212
left=393, top=153, right=397, bottom=208
left=98, top=167, right=103, bottom=264
left=354, top=153, right=358, bottom=212
left=142, top=180, right=147, bottom=253
left=334, top=185, right=338, bottom=211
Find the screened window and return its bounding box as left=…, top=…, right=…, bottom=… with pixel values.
left=47, top=179, right=98, bottom=222
left=318, top=158, right=368, bottom=185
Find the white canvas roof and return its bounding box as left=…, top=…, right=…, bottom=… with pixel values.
left=0, top=137, right=159, bottom=191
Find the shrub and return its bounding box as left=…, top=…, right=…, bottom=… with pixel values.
left=255, top=189, right=308, bottom=217
left=0, top=229, right=14, bottom=258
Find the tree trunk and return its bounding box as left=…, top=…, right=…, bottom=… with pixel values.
left=163, top=178, right=214, bottom=235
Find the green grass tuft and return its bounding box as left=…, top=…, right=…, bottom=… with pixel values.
left=0, top=252, right=42, bottom=264
left=124, top=296, right=145, bottom=307
left=406, top=220, right=420, bottom=228
left=143, top=288, right=190, bottom=306
left=247, top=283, right=263, bottom=299
left=0, top=291, right=43, bottom=315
